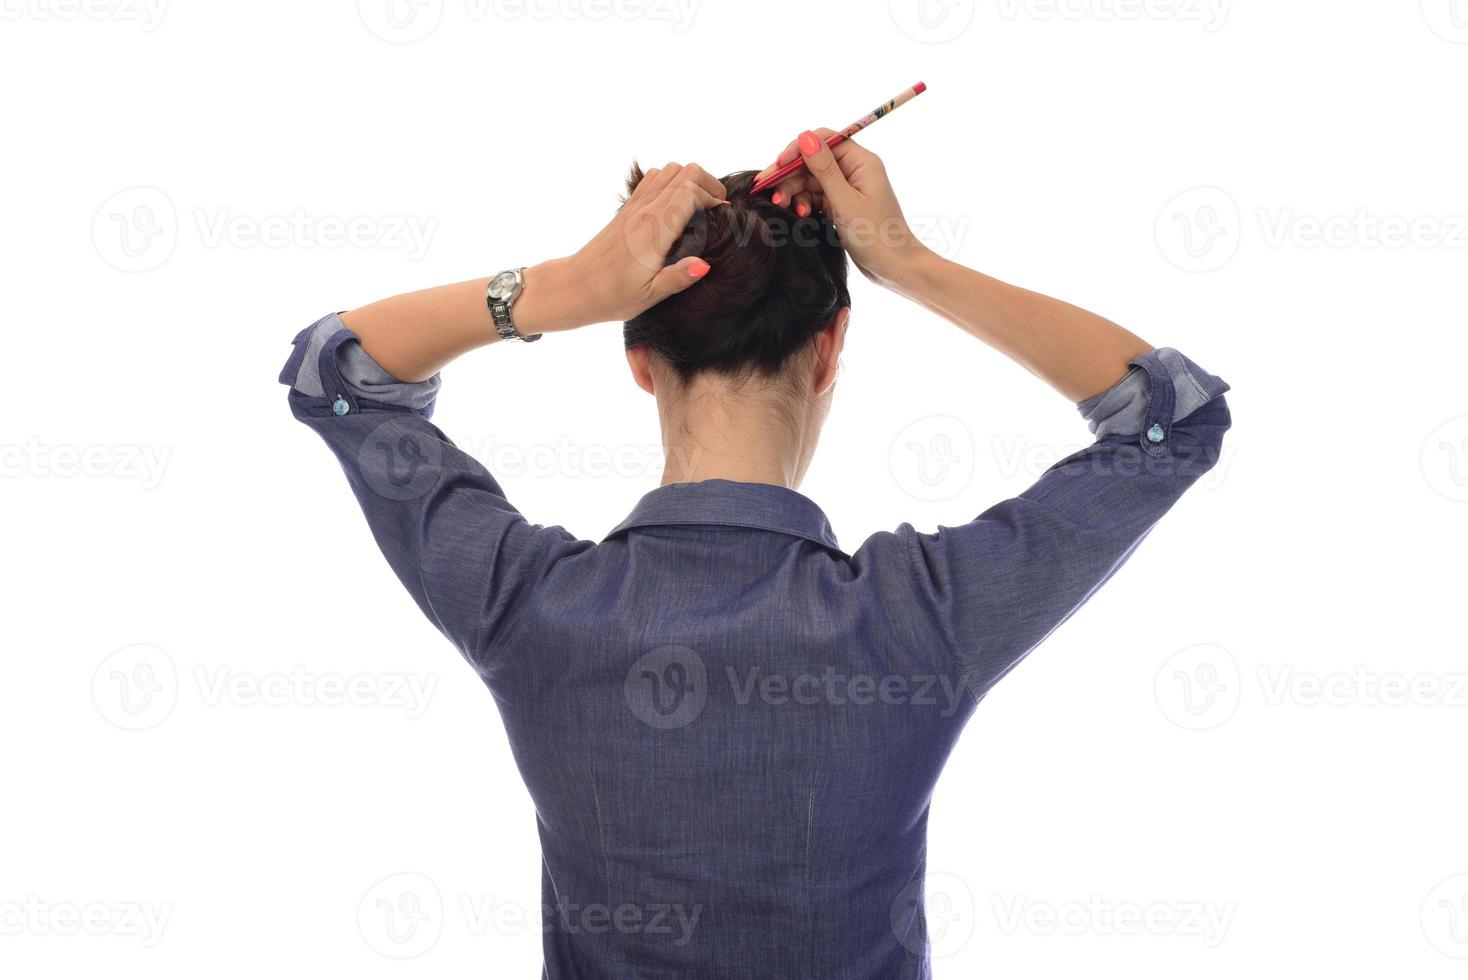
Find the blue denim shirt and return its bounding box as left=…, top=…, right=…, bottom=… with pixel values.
left=281, top=313, right=1231, bottom=979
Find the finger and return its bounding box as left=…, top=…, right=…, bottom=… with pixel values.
left=649, top=178, right=724, bottom=249
left=678, top=162, right=727, bottom=201
left=830, top=135, right=883, bottom=176
left=783, top=128, right=838, bottom=165
left=754, top=128, right=840, bottom=184
left=654, top=177, right=724, bottom=214
left=769, top=179, right=804, bottom=211
left=792, top=191, right=814, bottom=219
left=771, top=172, right=816, bottom=208
left=795, top=129, right=857, bottom=210
left=763, top=168, right=817, bottom=207
left=636, top=162, right=684, bottom=201
left=754, top=141, right=800, bottom=185
left=649, top=255, right=712, bottom=302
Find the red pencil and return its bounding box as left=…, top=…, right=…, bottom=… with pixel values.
left=748, top=82, right=927, bottom=197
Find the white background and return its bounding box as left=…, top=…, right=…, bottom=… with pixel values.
left=3, top=0, right=1466, bottom=976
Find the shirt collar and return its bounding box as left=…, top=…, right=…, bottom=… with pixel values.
left=605, top=479, right=843, bottom=553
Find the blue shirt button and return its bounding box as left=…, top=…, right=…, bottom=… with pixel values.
left=1146, top=423, right=1166, bottom=444
left=332, top=398, right=350, bottom=417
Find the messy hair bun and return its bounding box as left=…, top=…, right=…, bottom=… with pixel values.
left=622, top=167, right=850, bottom=382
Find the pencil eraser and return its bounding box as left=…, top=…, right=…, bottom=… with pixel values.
left=912, top=81, right=927, bottom=95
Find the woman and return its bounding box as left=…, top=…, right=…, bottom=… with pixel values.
left=280, top=129, right=1230, bottom=977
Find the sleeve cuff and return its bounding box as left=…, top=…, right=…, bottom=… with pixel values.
left=280, top=312, right=441, bottom=414
left=1077, top=347, right=1229, bottom=443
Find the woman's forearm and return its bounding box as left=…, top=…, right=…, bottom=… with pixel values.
left=338, top=164, right=727, bottom=384
left=889, top=251, right=1154, bottom=403
left=339, top=257, right=589, bottom=383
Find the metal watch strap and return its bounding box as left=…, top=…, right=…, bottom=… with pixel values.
left=488, top=268, right=542, bottom=343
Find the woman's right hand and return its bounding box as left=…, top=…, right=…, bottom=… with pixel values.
left=752, top=129, right=932, bottom=288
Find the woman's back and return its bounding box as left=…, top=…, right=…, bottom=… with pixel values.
left=495, top=484, right=976, bottom=976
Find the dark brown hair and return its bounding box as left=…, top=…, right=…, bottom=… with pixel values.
left=622, top=167, right=850, bottom=382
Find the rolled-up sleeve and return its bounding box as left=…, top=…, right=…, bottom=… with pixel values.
left=279, top=313, right=584, bottom=667
left=897, top=348, right=1231, bottom=699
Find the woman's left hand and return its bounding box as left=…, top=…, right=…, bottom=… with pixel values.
left=567, top=162, right=727, bottom=323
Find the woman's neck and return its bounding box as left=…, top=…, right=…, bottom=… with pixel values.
left=656, top=378, right=815, bottom=490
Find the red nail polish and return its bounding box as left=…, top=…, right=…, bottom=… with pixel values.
left=796, top=203, right=811, bottom=218
left=689, top=259, right=711, bottom=278
left=799, top=130, right=821, bottom=156
left=772, top=191, right=784, bottom=205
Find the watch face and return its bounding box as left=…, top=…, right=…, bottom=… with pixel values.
left=488, top=271, right=517, bottom=301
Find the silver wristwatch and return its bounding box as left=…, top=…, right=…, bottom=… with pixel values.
left=486, top=268, right=541, bottom=343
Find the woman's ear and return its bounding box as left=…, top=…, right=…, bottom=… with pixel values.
left=626, top=345, right=656, bottom=396
left=812, top=307, right=850, bottom=397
